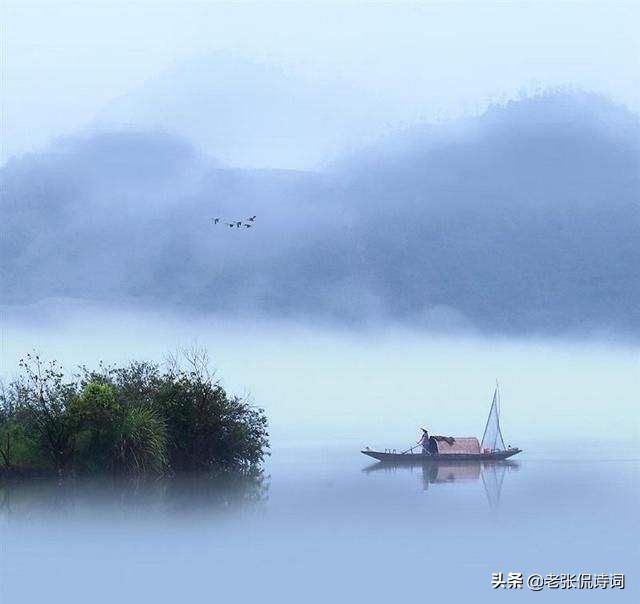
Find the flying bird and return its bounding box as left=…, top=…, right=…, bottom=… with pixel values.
left=211, top=216, right=256, bottom=230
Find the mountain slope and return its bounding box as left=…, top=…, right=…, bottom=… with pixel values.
left=2, top=92, right=638, bottom=336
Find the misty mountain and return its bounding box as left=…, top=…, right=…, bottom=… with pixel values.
left=1, top=92, right=638, bottom=337
left=94, top=52, right=415, bottom=170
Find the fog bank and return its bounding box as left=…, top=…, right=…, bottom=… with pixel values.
left=2, top=301, right=638, bottom=446
left=2, top=93, right=638, bottom=338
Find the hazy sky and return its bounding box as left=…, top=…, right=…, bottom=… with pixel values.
left=2, top=303, right=639, bottom=444
left=1, top=2, right=638, bottom=447
left=2, top=0, right=639, bottom=164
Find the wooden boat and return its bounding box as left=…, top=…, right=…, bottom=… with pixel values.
left=361, top=448, right=521, bottom=462
left=361, top=384, right=522, bottom=462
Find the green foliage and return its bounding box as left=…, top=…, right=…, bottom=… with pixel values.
left=4, top=354, right=79, bottom=474
left=70, top=382, right=122, bottom=472
left=153, top=369, right=269, bottom=471
left=0, top=421, right=37, bottom=468
left=0, top=349, right=269, bottom=477
left=115, top=407, right=168, bottom=474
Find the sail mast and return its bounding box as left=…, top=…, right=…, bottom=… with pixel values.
left=481, top=382, right=506, bottom=452
left=495, top=381, right=506, bottom=451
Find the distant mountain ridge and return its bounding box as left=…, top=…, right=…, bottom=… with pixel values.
left=95, top=52, right=405, bottom=170
left=2, top=92, right=638, bottom=337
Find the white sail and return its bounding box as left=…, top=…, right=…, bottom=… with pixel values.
left=480, top=385, right=506, bottom=452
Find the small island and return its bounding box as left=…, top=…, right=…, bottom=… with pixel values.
left=0, top=349, right=269, bottom=478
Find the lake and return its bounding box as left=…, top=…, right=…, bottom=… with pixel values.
left=1, top=442, right=638, bottom=603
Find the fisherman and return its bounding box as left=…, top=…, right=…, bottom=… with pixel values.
left=420, top=428, right=430, bottom=454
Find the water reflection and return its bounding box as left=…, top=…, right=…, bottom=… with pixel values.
left=362, top=460, right=519, bottom=509
left=0, top=471, right=269, bottom=522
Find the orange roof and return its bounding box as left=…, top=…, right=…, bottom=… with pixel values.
left=431, top=436, right=480, bottom=455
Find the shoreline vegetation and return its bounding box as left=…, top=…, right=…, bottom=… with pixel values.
left=0, top=348, right=269, bottom=479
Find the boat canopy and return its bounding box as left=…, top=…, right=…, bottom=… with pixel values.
left=429, top=436, right=480, bottom=455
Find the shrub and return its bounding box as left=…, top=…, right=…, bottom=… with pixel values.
left=115, top=406, right=168, bottom=474
left=0, top=350, right=269, bottom=477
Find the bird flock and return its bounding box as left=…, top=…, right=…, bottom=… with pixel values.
left=211, top=215, right=256, bottom=229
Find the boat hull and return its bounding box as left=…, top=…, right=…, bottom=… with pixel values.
left=361, top=448, right=522, bottom=462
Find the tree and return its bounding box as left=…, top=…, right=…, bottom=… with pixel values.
left=153, top=347, right=269, bottom=471
left=13, top=354, right=77, bottom=475
left=69, top=381, right=122, bottom=472
left=0, top=380, right=16, bottom=468
left=1, top=349, right=269, bottom=477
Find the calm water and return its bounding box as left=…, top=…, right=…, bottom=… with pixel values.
left=1, top=443, right=638, bottom=603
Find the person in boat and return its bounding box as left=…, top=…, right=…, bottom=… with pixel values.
left=419, top=428, right=430, bottom=455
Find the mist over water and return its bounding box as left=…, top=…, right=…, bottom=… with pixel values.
left=2, top=302, right=638, bottom=447
left=4, top=303, right=636, bottom=604
left=2, top=444, right=638, bottom=603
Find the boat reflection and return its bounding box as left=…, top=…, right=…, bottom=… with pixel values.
left=362, top=460, right=519, bottom=509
